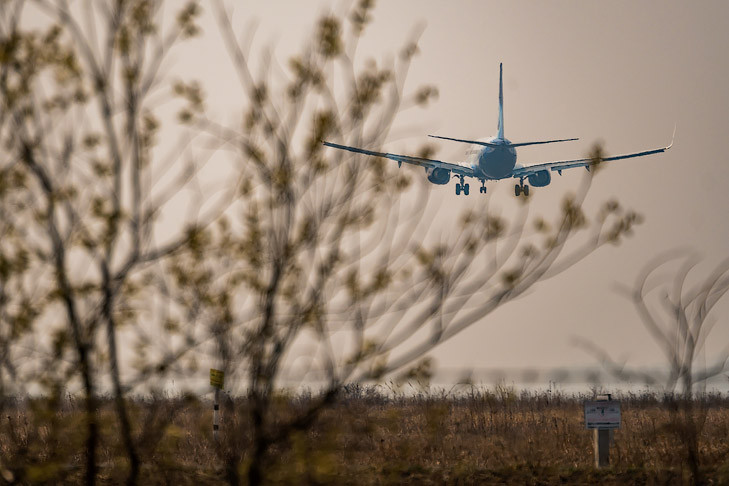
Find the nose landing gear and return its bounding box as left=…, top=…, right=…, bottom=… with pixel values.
left=479, top=179, right=487, bottom=194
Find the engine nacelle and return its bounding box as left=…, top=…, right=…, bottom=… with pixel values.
left=527, top=170, right=551, bottom=187
left=425, top=167, right=451, bottom=185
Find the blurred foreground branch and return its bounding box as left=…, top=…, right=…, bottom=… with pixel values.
left=0, top=1, right=645, bottom=484
left=576, top=253, right=729, bottom=485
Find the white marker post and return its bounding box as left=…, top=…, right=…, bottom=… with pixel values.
left=584, top=394, right=620, bottom=468
left=210, top=368, right=225, bottom=441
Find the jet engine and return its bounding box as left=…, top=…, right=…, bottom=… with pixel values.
left=426, top=167, right=451, bottom=185
left=527, top=170, right=551, bottom=187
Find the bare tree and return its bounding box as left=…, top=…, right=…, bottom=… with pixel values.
left=141, top=2, right=646, bottom=484
left=0, top=1, right=222, bottom=484
left=1, top=1, right=645, bottom=484
left=576, top=254, right=729, bottom=485
left=577, top=254, right=729, bottom=395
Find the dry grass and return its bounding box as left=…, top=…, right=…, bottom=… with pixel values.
left=2, top=387, right=729, bottom=484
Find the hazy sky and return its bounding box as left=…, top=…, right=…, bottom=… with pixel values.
left=178, top=0, right=729, bottom=381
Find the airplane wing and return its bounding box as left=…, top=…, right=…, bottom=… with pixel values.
left=512, top=138, right=673, bottom=179
left=322, top=141, right=478, bottom=178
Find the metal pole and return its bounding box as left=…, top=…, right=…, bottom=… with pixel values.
left=213, top=387, right=220, bottom=441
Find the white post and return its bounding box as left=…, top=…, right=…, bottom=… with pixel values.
left=213, top=387, right=220, bottom=441
left=210, top=368, right=224, bottom=442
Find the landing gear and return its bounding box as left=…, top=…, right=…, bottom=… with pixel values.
left=455, top=176, right=469, bottom=196
left=456, top=183, right=470, bottom=195
left=479, top=180, right=487, bottom=194
left=514, top=181, right=530, bottom=197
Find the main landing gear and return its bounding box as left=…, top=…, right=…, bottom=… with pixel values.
left=455, top=175, right=469, bottom=196
left=479, top=179, right=487, bottom=194
left=514, top=180, right=530, bottom=197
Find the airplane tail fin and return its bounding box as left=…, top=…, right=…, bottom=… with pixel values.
left=429, top=64, right=580, bottom=149
left=497, top=63, right=504, bottom=139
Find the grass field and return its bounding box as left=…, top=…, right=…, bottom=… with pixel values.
left=2, top=386, right=729, bottom=484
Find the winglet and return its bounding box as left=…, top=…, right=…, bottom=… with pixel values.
left=667, top=123, right=676, bottom=150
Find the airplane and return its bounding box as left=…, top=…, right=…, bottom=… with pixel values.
left=323, top=63, right=673, bottom=196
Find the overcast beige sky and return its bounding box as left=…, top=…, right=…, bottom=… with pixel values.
left=174, top=0, right=729, bottom=381
left=21, top=0, right=726, bottom=387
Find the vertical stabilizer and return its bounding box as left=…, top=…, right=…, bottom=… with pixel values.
left=497, top=63, right=504, bottom=139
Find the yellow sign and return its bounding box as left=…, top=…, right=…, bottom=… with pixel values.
left=210, top=368, right=225, bottom=389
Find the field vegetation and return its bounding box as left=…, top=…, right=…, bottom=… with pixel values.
left=3, top=386, right=729, bottom=485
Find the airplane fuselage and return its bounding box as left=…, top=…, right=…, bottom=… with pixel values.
left=474, top=137, right=517, bottom=179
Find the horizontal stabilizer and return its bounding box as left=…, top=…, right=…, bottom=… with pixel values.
left=428, top=134, right=578, bottom=148
left=507, top=138, right=578, bottom=148
left=428, top=134, right=500, bottom=148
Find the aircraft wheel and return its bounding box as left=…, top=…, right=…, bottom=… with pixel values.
left=455, top=183, right=461, bottom=195
left=464, top=184, right=470, bottom=196
left=514, top=184, right=521, bottom=197
left=523, top=185, right=530, bottom=196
